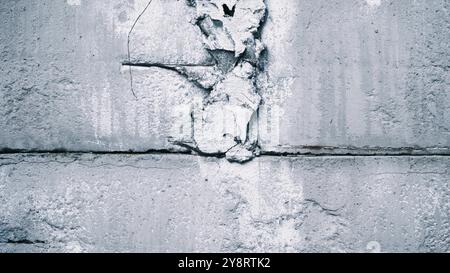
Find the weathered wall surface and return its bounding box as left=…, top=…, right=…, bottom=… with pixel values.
left=0, top=0, right=207, bottom=152
left=0, top=0, right=449, bottom=253
left=0, top=154, right=449, bottom=253
left=259, top=0, right=450, bottom=153
left=1, top=0, right=448, bottom=154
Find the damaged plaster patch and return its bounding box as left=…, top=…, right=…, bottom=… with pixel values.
left=178, top=0, right=267, bottom=161
left=125, top=0, right=267, bottom=162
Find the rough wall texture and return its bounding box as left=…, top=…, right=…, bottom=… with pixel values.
left=259, top=0, right=450, bottom=153
left=0, top=0, right=449, bottom=253
left=1, top=154, right=449, bottom=253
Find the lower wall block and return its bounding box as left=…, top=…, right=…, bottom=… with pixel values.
left=0, top=154, right=448, bottom=253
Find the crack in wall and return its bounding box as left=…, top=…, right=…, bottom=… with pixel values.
left=127, top=0, right=155, bottom=98
left=1, top=149, right=449, bottom=158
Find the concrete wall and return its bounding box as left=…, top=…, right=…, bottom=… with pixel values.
left=1, top=154, right=449, bottom=252
left=0, top=0, right=449, bottom=252
left=0, top=0, right=206, bottom=152
left=259, top=0, right=450, bottom=153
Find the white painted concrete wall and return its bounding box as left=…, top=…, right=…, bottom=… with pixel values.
left=0, top=0, right=449, bottom=252
left=1, top=154, right=449, bottom=252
